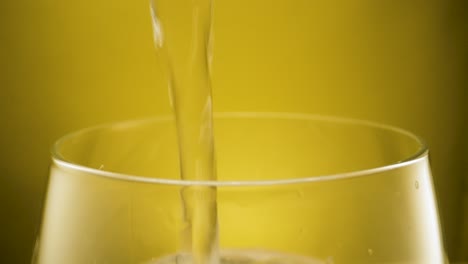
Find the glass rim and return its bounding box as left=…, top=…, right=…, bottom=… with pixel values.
left=51, top=112, right=429, bottom=187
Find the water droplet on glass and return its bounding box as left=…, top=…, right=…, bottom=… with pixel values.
left=415, top=180, right=420, bottom=189
left=298, top=227, right=305, bottom=235
left=296, top=190, right=304, bottom=198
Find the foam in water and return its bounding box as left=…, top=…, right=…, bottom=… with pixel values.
left=143, top=250, right=325, bottom=264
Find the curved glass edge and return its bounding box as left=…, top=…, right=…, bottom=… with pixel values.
left=51, top=112, right=429, bottom=187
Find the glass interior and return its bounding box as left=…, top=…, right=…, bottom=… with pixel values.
left=35, top=113, right=446, bottom=264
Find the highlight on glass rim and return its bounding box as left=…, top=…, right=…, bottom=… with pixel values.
left=2, top=0, right=466, bottom=263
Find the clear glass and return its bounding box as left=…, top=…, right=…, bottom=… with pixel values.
left=33, top=113, right=446, bottom=264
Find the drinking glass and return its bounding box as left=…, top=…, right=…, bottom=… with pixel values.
left=32, top=113, right=447, bottom=264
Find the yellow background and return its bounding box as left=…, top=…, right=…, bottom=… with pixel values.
left=0, top=0, right=466, bottom=262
